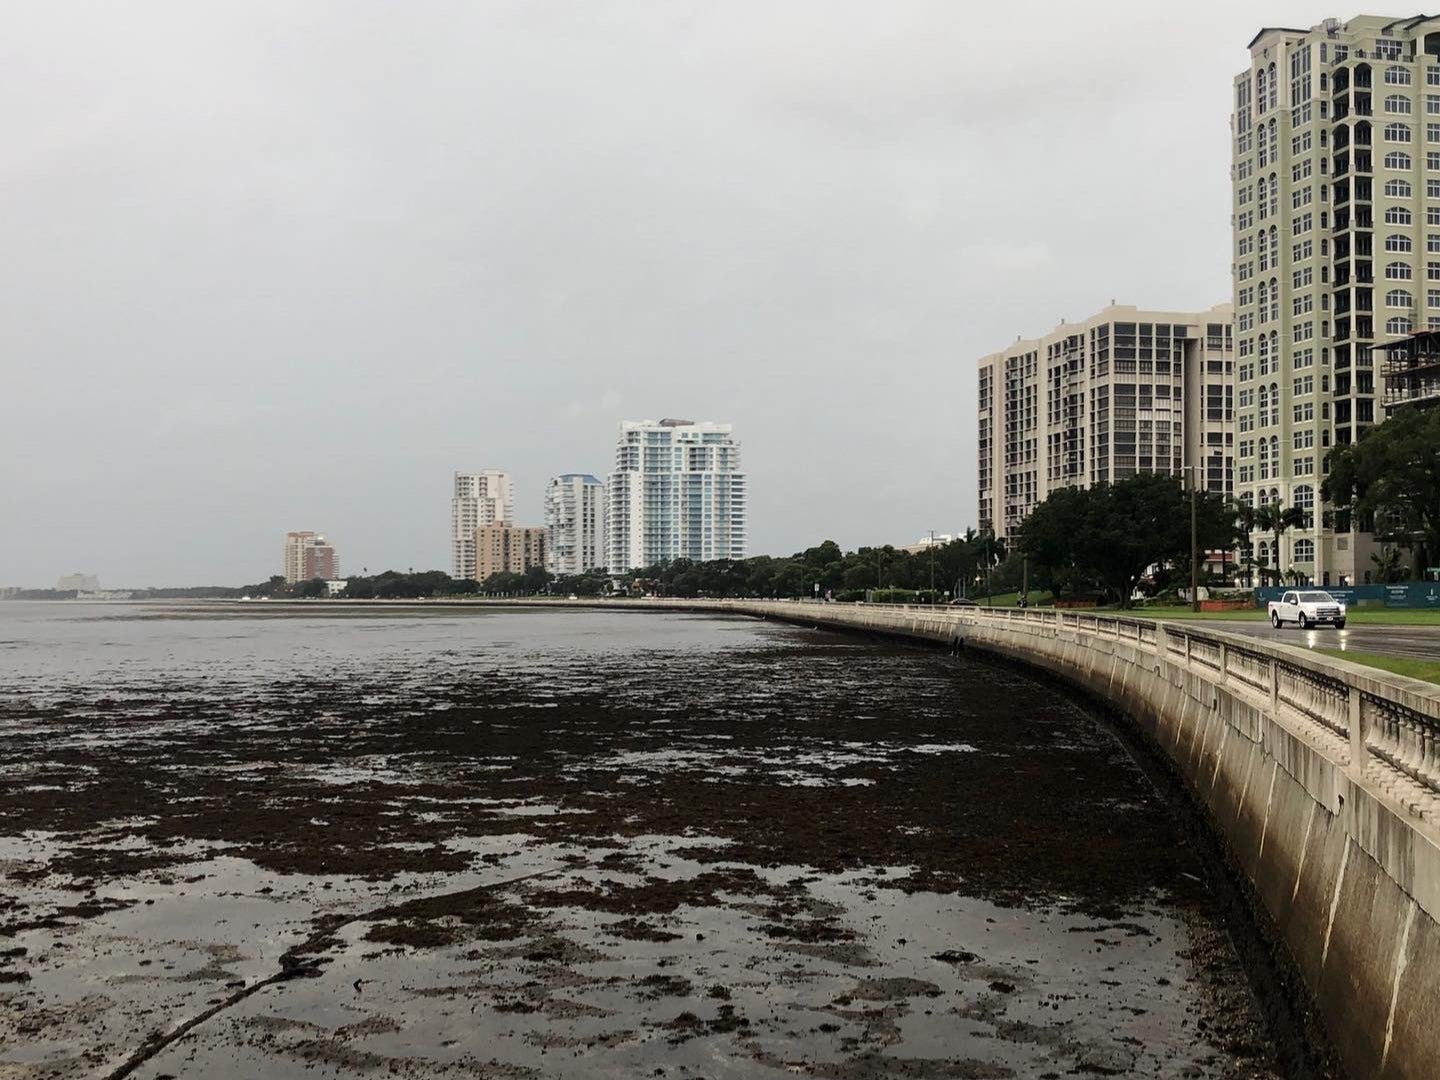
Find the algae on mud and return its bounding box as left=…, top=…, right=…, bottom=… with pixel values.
left=0, top=603, right=1326, bottom=1078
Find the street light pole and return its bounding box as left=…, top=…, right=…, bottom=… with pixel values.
left=1184, top=465, right=1199, bottom=614
left=929, top=530, right=936, bottom=601
left=985, top=534, right=993, bottom=606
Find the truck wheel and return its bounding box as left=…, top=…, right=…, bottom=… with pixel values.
left=1335, top=620, right=1346, bottom=630
left=1270, top=611, right=1281, bottom=628
left=1299, top=613, right=1310, bottom=629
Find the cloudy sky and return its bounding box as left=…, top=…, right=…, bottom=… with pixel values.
left=1, top=1, right=1327, bottom=586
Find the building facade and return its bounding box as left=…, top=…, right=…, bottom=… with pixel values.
left=475, top=524, right=548, bottom=582
left=544, top=474, right=606, bottom=577
left=55, top=573, right=100, bottom=591
left=1231, top=15, right=1440, bottom=583
left=451, top=470, right=514, bottom=580
left=283, top=531, right=338, bottom=583
left=977, top=304, right=1235, bottom=540
left=605, top=419, right=747, bottom=573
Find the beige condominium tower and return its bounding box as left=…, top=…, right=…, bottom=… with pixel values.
left=1232, top=15, right=1440, bottom=584
left=451, top=470, right=514, bottom=580
left=977, top=303, right=1234, bottom=541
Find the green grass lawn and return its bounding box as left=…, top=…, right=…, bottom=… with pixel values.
left=1313, top=648, right=1440, bottom=686
left=971, top=590, right=1055, bottom=608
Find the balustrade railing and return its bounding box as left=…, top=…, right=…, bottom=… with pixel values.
left=1225, top=644, right=1272, bottom=691
left=1363, top=692, right=1440, bottom=793
left=1276, top=659, right=1351, bottom=738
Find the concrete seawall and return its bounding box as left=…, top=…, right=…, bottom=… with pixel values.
left=605, top=599, right=1440, bottom=1080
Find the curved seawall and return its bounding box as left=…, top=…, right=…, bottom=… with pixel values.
left=619, top=599, right=1440, bottom=1080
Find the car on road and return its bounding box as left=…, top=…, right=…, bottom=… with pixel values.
left=1268, top=590, right=1347, bottom=630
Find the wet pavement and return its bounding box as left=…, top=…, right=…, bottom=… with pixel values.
left=1206, top=618, right=1440, bottom=662
left=0, top=603, right=1328, bottom=1078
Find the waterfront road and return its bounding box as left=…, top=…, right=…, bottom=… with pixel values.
left=1210, top=619, right=1440, bottom=662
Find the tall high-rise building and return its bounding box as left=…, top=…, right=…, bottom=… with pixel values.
left=1231, top=15, right=1440, bottom=584
left=977, top=304, right=1234, bottom=540
left=475, top=524, right=548, bottom=582
left=283, top=531, right=338, bottom=583
left=451, top=470, right=514, bottom=580
left=605, top=419, right=747, bottom=573
left=544, top=474, right=606, bottom=577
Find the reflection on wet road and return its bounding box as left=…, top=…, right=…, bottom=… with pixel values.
left=1214, top=618, right=1440, bottom=661
left=0, top=602, right=1311, bottom=1078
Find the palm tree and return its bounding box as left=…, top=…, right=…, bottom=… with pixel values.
left=1253, top=500, right=1307, bottom=585
left=1371, top=545, right=1405, bottom=584
left=1230, top=499, right=1258, bottom=586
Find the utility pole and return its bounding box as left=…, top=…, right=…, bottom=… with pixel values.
left=1187, top=466, right=1200, bottom=614
left=985, top=534, right=993, bottom=606
left=929, top=530, right=936, bottom=601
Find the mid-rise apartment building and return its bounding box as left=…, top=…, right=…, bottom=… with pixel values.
left=475, top=524, right=547, bottom=582
left=606, top=419, right=746, bottom=573
left=544, top=474, right=605, bottom=577
left=282, top=531, right=338, bottom=583
left=977, top=304, right=1234, bottom=540
left=451, top=470, right=514, bottom=580
left=1232, top=14, right=1440, bottom=583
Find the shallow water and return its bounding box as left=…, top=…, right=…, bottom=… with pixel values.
left=0, top=602, right=1291, bottom=1078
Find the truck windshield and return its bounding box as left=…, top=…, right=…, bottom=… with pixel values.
left=1299, top=592, right=1336, bottom=603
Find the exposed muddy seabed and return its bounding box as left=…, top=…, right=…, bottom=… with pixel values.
left=0, top=605, right=1303, bottom=1078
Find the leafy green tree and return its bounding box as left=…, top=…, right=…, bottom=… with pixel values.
left=1019, top=474, right=1237, bottom=607
left=1325, top=405, right=1440, bottom=576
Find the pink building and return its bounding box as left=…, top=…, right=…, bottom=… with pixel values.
left=283, top=531, right=339, bottom=583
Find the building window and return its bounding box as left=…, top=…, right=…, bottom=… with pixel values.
left=1387, top=233, right=1414, bottom=252
left=1387, top=315, right=1414, bottom=335
left=1386, top=122, right=1414, bottom=143
left=1387, top=261, right=1415, bottom=279
left=1387, top=65, right=1413, bottom=85
left=1385, top=151, right=1414, bottom=170
left=1294, top=539, right=1316, bottom=562
left=1387, top=93, right=1414, bottom=114
left=1386, top=178, right=1415, bottom=198
left=1386, top=206, right=1414, bottom=225
left=1387, top=288, right=1414, bottom=307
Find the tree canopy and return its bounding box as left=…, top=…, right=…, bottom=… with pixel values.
left=1017, top=473, right=1239, bottom=606
left=1324, top=405, right=1440, bottom=575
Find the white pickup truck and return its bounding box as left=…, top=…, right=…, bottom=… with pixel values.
left=1268, top=590, right=1347, bottom=630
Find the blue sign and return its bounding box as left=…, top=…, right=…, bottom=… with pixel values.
left=1255, top=583, right=1440, bottom=609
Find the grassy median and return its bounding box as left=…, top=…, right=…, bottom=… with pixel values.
left=1313, top=648, right=1440, bottom=686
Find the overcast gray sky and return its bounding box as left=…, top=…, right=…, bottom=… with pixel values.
left=1, top=1, right=1330, bottom=586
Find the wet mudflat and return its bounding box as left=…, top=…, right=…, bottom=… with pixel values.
left=0, top=602, right=1301, bottom=1078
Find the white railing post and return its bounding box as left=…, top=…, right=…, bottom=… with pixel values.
left=1270, top=660, right=1280, bottom=713
left=1349, top=687, right=1366, bottom=778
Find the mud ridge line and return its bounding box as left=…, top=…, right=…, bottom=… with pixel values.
left=100, top=866, right=568, bottom=1080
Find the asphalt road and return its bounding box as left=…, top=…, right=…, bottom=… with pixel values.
left=1214, top=619, right=1440, bottom=662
